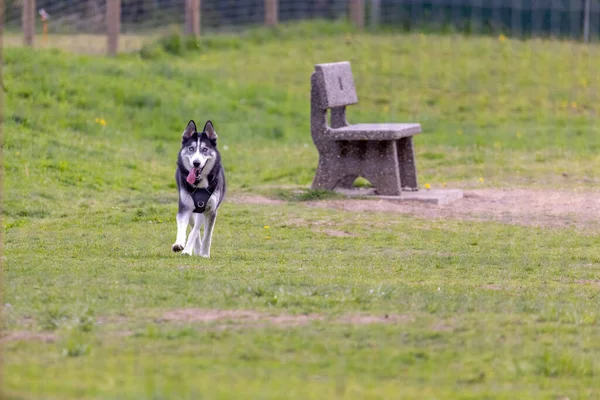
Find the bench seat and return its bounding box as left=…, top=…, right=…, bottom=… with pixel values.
left=328, top=123, right=422, bottom=141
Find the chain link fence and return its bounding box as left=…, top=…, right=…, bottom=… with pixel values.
left=4, top=0, right=600, bottom=54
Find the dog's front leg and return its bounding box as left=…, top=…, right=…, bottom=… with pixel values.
left=193, top=213, right=205, bottom=256
left=199, top=210, right=217, bottom=258
left=182, top=213, right=201, bottom=256
left=172, top=210, right=191, bottom=252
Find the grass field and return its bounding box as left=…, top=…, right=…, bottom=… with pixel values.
left=3, top=21, right=600, bottom=399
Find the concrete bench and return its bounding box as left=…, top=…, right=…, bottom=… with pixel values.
left=310, top=61, right=421, bottom=196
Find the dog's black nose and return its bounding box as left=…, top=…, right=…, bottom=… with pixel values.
left=193, top=161, right=201, bottom=168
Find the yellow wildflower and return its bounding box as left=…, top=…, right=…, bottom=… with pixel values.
left=498, top=34, right=506, bottom=42
left=479, top=177, right=484, bottom=183
left=424, top=183, right=431, bottom=190
left=263, top=225, right=270, bottom=229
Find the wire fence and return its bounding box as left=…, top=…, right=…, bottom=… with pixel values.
left=4, top=0, right=600, bottom=55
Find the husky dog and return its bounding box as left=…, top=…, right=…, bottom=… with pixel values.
left=172, top=120, right=226, bottom=258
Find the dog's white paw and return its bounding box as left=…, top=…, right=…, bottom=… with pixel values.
left=181, top=249, right=193, bottom=256
left=200, top=252, right=210, bottom=259
left=172, top=243, right=184, bottom=252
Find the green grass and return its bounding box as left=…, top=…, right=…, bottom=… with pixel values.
left=3, top=22, right=600, bottom=399
left=3, top=32, right=156, bottom=55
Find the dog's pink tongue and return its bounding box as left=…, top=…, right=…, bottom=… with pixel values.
left=186, top=168, right=197, bottom=185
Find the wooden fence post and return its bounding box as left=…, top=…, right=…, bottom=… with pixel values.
left=265, top=0, right=278, bottom=27
left=106, top=0, right=121, bottom=55
left=349, top=0, right=365, bottom=30
left=22, top=0, right=35, bottom=46
left=185, top=0, right=200, bottom=36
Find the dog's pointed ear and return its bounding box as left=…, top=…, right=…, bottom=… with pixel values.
left=203, top=120, right=217, bottom=140
left=183, top=120, right=196, bottom=139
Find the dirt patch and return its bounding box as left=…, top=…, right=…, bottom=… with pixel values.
left=482, top=284, right=503, bottom=290
left=305, top=189, right=600, bottom=230
left=228, top=189, right=599, bottom=229
left=318, top=229, right=359, bottom=237
left=574, top=280, right=600, bottom=286
left=163, top=309, right=273, bottom=323
left=0, top=331, right=57, bottom=343
left=266, top=313, right=323, bottom=327
left=161, top=309, right=322, bottom=327
left=161, top=309, right=411, bottom=327
left=0, top=311, right=413, bottom=343
left=337, top=313, right=414, bottom=324
left=284, top=218, right=336, bottom=228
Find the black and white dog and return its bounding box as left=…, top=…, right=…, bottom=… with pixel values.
left=172, top=120, right=226, bottom=258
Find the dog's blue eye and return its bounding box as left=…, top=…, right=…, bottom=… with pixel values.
left=188, top=146, right=195, bottom=152
left=202, top=148, right=208, bottom=153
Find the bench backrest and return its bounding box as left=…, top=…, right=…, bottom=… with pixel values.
left=314, top=62, right=359, bottom=109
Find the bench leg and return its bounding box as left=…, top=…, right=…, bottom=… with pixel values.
left=397, top=137, right=418, bottom=191
left=312, top=143, right=361, bottom=192
left=362, top=141, right=402, bottom=196
left=312, top=157, right=345, bottom=191
left=312, top=167, right=358, bottom=191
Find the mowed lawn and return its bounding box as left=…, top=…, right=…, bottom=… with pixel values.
left=3, top=22, right=600, bottom=399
